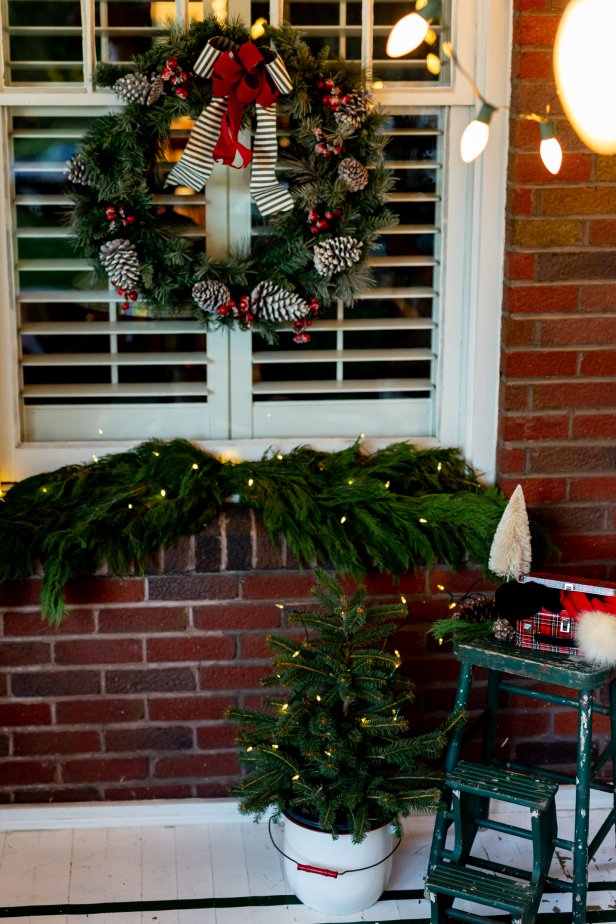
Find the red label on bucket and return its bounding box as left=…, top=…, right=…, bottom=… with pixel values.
left=297, top=863, right=339, bottom=878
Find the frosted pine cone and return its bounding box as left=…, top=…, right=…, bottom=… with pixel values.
left=338, top=157, right=369, bottom=192
left=99, top=239, right=141, bottom=290
left=334, top=89, right=371, bottom=131
left=493, top=617, right=515, bottom=642
left=250, top=281, right=309, bottom=322
left=65, top=154, right=93, bottom=186
left=147, top=74, right=165, bottom=106
left=192, top=280, right=231, bottom=315
left=313, top=236, right=363, bottom=277
left=113, top=72, right=149, bottom=104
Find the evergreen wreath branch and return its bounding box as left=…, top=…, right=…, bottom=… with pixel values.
left=67, top=18, right=395, bottom=345
left=0, top=439, right=508, bottom=625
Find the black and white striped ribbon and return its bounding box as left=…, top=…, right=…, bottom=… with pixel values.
left=166, top=40, right=294, bottom=217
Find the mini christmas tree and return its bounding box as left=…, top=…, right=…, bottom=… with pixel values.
left=228, top=569, right=461, bottom=843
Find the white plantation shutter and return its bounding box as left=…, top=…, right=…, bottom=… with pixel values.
left=0, top=0, right=509, bottom=481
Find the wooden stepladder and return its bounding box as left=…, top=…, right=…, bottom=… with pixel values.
left=426, top=761, right=558, bottom=923
left=425, top=639, right=616, bottom=924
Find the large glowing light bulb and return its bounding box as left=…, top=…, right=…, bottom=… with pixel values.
left=554, top=0, right=616, bottom=154
left=540, top=122, right=562, bottom=175
left=460, top=103, right=495, bottom=163
left=386, top=0, right=439, bottom=58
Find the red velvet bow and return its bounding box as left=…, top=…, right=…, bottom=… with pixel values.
left=211, top=41, right=279, bottom=169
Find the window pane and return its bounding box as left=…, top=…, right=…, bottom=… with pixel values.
left=5, top=0, right=83, bottom=84
left=11, top=109, right=212, bottom=442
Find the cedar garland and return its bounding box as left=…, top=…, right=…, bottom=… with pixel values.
left=0, top=440, right=507, bottom=625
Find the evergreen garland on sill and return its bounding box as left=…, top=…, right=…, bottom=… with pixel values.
left=67, top=18, right=396, bottom=344
left=0, top=440, right=507, bottom=626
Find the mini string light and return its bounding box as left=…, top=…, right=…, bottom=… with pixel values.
left=400, top=595, right=407, bottom=604
left=292, top=650, right=300, bottom=658
left=292, top=773, right=300, bottom=780
left=192, top=463, right=199, bottom=470
left=384, top=480, right=391, bottom=489
left=128, top=503, right=133, bottom=509
left=347, top=479, right=354, bottom=485
left=280, top=703, right=289, bottom=712
left=271, top=743, right=279, bottom=749
left=276, top=603, right=285, bottom=609
left=316, top=694, right=322, bottom=701
left=246, top=745, right=253, bottom=752
left=247, top=478, right=254, bottom=487
left=276, top=453, right=283, bottom=460
left=92, top=454, right=99, bottom=463
left=419, top=517, right=428, bottom=524
left=41, top=487, right=48, bottom=493
left=97, top=428, right=104, bottom=435
left=160, top=489, right=166, bottom=497
left=153, top=451, right=160, bottom=457
left=340, top=515, right=347, bottom=524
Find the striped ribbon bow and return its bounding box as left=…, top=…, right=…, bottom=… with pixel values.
left=166, top=37, right=294, bottom=217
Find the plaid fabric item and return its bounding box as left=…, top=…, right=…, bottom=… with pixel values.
left=514, top=607, right=578, bottom=655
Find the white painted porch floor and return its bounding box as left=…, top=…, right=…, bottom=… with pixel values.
left=0, top=791, right=615, bottom=924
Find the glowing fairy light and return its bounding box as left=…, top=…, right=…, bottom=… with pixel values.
left=292, top=773, right=300, bottom=781
left=153, top=451, right=160, bottom=457
left=316, top=695, right=322, bottom=701
left=419, top=518, right=428, bottom=524
left=280, top=703, right=288, bottom=712
left=292, top=650, right=300, bottom=658
left=437, top=584, right=445, bottom=591
left=271, top=743, right=279, bottom=749
left=347, top=479, right=354, bottom=485
left=192, top=463, right=199, bottom=470
left=400, top=595, right=407, bottom=604
left=276, top=603, right=284, bottom=609
left=128, top=503, right=133, bottom=509
left=340, top=515, right=347, bottom=524
left=276, top=453, right=283, bottom=460
left=385, top=481, right=391, bottom=489
left=246, top=746, right=253, bottom=752
left=92, top=454, right=99, bottom=463
left=247, top=478, right=254, bottom=487
left=160, top=489, right=166, bottom=497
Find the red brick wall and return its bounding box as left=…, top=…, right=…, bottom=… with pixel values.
left=500, top=0, right=616, bottom=577
left=0, top=508, right=499, bottom=803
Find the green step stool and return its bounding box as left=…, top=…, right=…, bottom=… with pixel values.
left=426, top=761, right=558, bottom=924
left=428, top=638, right=616, bottom=924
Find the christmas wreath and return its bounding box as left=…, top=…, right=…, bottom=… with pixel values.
left=67, top=19, right=396, bottom=344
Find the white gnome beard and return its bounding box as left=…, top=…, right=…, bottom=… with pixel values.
left=577, top=610, right=616, bottom=666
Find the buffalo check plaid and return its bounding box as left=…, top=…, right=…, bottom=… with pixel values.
left=514, top=607, right=578, bottom=655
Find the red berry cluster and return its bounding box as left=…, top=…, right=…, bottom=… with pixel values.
left=162, top=58, right=188, bottom=99
left=317, top=77, right=350, bottom=113
left=111, top=283, right=139, bottom=312
left=292, top=297, right=320, bottom=344
left=105, top=204, right=136, bottom=230
left=217, top=294, right=255, bottom=329
left=308, top=206, right=342, bottom=235
left=312, top=127, right=341, bottom=158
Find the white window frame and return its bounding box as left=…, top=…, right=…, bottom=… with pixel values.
left=0, top=0, right=511, bottom=483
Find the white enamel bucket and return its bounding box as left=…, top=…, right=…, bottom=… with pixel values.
left=272, top=811, right=398, bottom=914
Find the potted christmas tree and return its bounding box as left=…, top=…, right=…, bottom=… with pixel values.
left=227, top=569, right=460, bottom=914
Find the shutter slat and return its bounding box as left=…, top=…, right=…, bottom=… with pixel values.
left=23, top=382, right=208, bottom=398
left=367, top=255, right=438, bottom=267
left=296, top=318, right=435, bottom=332
left=253, top=348, right=434, bottom=364
left=381, top=224, right=439, bottom=235
left=21, top=352, right=210, bottom=367
left=385, top=160, right=441, bottom=170
left=357, top=286, right=436, bottom=299
left=387, top=192, right=440, bottom=202
left=253, top=378, right=434, bottom=395
left=21, top=321, right=202, bottom=334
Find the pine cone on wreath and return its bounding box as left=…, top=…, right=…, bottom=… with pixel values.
left=250, top=281, right=309, bottom=322
left=65, top=154, right=94, bottom=186
left=147, top=74, right=165, bottom=106
left=313, top=236, right=363, bottom=277
left=338, top=157, right=369, bottom=192
left=99, top=239, right=141, bottom=290
left=192, top=280, right=231, bottom=315
left=113, top=72, right=150, bottom=104
left=334, top=88, right=371, bottom=131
